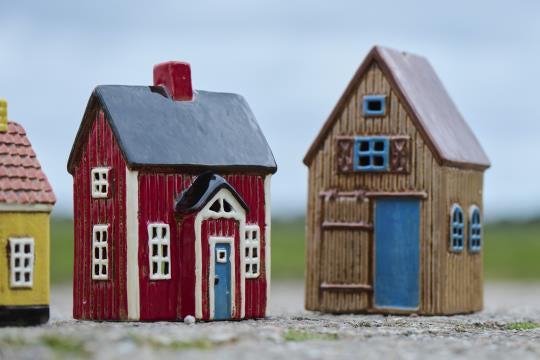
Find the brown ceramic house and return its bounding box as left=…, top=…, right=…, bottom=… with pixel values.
left=303, top=46, right=490, bottom=315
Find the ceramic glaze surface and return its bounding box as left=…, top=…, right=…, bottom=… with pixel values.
left=374, top=198, right=420, bottom=310
left=213, top=243, right=232, bottom=320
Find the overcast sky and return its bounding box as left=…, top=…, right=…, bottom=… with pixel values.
left=1, top=1, right=539, bottom=219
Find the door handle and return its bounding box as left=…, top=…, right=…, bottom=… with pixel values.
left=214, top=275, right=220, bottom=285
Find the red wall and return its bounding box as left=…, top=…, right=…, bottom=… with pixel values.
left=137, top=173, right=267, bottom=320
left=72, top=109, right=128, bottom=320
left=201, top=218, right=241, bottom=319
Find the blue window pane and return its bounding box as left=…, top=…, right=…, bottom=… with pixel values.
left=363, top=95, right=386, bottom=116
left=450, top=205, right=464, bottom=252
left=353, top=137, right=389, bottom=172
left=469, top=207, right=482, bottom=253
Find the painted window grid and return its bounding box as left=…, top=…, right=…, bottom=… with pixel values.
left=469, top=206, right=482, bottom=253
left=353, top=137, right=389, bottom=171
left=148, top=223, right=171, bottom=280
left=9, top=237, right=34, bottom=288
left=244, top=225, right=260, bottom=278
left=363, top=95, right=386, bottom=116
left=91, top=167, right=110, bottom=198
left=92, top=225, right=109, bottom=280
left=450, top=204, right=464, bottom=252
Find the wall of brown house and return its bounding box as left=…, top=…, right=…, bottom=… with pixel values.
left=435, top=167, right=484, bottom=314
left=305, top=62, right=484, bottom=314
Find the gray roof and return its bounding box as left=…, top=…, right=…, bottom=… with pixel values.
left=304, top=46, right=490, bottom=169
left=68, top=86, right=277, bottom=174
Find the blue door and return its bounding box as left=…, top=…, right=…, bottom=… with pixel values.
left=214, top=243, right=232, bottom=319
left=374, top=198, right=420, bottom=310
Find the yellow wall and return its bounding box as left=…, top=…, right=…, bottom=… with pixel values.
left=0, top=212, right=50, bottom=306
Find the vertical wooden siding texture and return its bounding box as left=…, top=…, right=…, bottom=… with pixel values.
left=73, top=109, right=127, bottom=320
left=137, top=174, right=266, bottom=320
left=305, top=62, right=483, bottom=314
left=438, top=168, right=484, bottom=313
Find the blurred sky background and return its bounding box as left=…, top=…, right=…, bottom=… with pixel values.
left=1, top=1, right=539, bottom=220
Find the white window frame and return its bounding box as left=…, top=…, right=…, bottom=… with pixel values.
left=244, top=225, right=260, bottom=278
left=92, top=224, right=109, bottom=280
left=148, top=223, right=171, bottom=280
left=208, top=195, right=236, bottom=215
left=91, top=167, right=110, bottom=198
left=9, top=237, right=34, bottom=288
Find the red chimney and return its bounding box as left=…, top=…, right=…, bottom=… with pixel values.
left=153, top=61, right=193, bottom=101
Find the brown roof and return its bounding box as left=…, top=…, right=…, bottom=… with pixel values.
left=304, top=46, right=491, bottom=170
left=0, top=122, right=55, bottom=206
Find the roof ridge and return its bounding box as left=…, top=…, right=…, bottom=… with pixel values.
left=303, top=46, right=490, bottom=169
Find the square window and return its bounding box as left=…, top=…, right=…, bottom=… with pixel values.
left=363, top=95, right=386, bottom=116
left=354, top=137, right=389, bottom=172
left=217, top=249, right=227, bottom=263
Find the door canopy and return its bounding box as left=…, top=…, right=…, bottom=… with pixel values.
left=174, top=172, right=249, bottom=214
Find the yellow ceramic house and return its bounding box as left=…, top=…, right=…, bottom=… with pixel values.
left=0, top=100, right=55, bottom=325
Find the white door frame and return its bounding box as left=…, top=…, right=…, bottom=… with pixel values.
left=208, top=236, right=235, bottom=320
left=194, top=188, right=247, bottom=319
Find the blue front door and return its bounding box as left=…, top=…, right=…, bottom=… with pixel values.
left=374, top=198, right=420, bottom=310
left=214, top=243, right=232, bottom=319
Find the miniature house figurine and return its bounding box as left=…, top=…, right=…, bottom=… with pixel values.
left=0, top=99, right=56, bottom=325
left=67, top=61, right=276, bottom=321
left=303, top=46, right=490, bottom=315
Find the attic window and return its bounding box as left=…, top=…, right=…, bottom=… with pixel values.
left=363, top=95, right=386, bottom=116
left=91, top=167, right=110, bottom=198
left=210, top=200, right=221, bottom=212
left=208, top=196, right=236, bottom=215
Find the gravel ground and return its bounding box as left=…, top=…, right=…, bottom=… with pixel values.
left=1, top=282, right=540, bottom=360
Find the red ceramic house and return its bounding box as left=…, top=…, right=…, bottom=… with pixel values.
left=67, top=62, right=277, bottom=321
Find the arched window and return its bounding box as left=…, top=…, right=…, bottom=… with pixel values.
left=469, top=206, right=482, bottom=253
left=450, top=204, right=464, bottom=252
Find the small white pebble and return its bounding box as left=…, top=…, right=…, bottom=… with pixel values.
left=184, top=315, right=196, bottom=325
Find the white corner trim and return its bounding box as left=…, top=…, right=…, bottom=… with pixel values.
left=195, top=188, right=246, bottom=319
left=264, top=175, right=272, bottom=316
left=208, top=236, right=235, bottom=320
left=126, top=168, right=140, bottom=320
left=0, top=203, right=54, bottom=212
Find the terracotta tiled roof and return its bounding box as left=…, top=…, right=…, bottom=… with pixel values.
left=0, top=122, right=55, bottom=206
